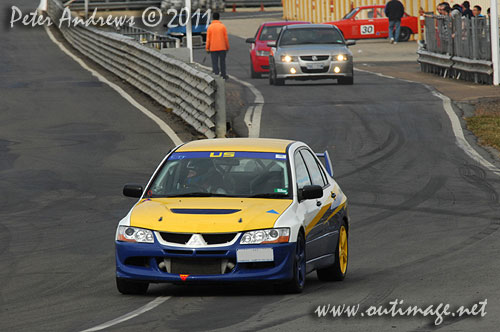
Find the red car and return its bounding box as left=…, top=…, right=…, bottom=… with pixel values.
left=325, top=5, right=420, bottom=42
left=246, top=21, right=309, bottom=78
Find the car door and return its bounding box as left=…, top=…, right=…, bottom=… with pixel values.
left=373, top=7, right=389, bottom=38
left=298, top=149, right=336, bottom=264
left=294, top=150, right=319, bottom=238
left=353, top=8, right=377, bottom=39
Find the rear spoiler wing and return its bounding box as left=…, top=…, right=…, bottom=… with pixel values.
left=315, top=151, right=334, bottom=178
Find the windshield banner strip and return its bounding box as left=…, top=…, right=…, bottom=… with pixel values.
left=169, top=152, right=288, bottom=160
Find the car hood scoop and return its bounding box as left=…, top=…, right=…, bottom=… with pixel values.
left=130, top=197, right=293, bottom=233
left=170, top=208, right=241, bottom=215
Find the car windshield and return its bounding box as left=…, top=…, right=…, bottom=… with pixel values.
left=279, top=28, right=344, bottom=46
left=259, top=25, right=284, bottom=41
left=146, top=151, right=291, bottom=199
left=343, top=8, right=359, bottom=19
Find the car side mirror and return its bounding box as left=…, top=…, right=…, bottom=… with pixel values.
left=346, top=40, right=356, bottom=46
left=299, top=185, right=323, bottom=201
left=267, top=41, right=276, bottom=47
left=246, top=37, right=256, bottom=43
left=123, top=184, right=143, bottom=198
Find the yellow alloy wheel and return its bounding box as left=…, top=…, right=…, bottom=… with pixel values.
left=339, top=225, right=348, bottom=274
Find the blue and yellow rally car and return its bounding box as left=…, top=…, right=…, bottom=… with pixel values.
left=116, top=138, right=349, bottom=294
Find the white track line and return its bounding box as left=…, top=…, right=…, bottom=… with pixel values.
left=44, top=22, right=179, bottom=332
left=234, top=76, right=264, bottom=138
left=44, top=25, right=183, bottom=146
left=80, top=296, right=171, bottom=332
left=355, top=67, right=500, bottom=176
left=198, top=63, right=264, bottom=137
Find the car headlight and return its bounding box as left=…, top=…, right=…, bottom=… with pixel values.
left=281, top=55, right=297, bottom=63
left=256, top=50, right=270, bottom=57
left=336, top=54, right=347, bottom=61
left=117, top=226, right=154, bottom=243
left=240, top=228, right=290, bottom=244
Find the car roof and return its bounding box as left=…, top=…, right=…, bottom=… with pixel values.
left=286, top=24, right=334, bottom=29
left=357, top=5, right=385, bottom=9
left=262, top=21, right=310, bottom=26
left=177, top=138, right=295, bottom=153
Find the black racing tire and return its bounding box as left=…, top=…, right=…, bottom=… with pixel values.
left=317, top=221, right=348, bottom=282
left=278, top=231, right=306, bottom=293
left=116, top=277, right=149, bottom=295
left=269, top=66, right=275, bottom=85
left=250, top=58, right=261, bottom=79
left=338, top=72, right=354, bottom=85
left=399, top=27, right=412, bottom=42
left=275, top=77, right=285, bottom=86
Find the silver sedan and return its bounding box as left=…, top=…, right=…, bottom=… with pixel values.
left=268, top=24, right=355, bottom=85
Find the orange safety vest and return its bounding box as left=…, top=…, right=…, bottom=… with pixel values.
left=206, top=20, right=229, bottom=52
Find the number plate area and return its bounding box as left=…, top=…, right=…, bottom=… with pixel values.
left=236, top=248, right=274, bottom=263
left=360, top=24, right=375, bottom=35
left=306, top=63, right=324, bottom=70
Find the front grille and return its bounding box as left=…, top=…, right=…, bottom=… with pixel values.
left=159, top=232, right=238, bottom=245
left=300, top=66, right=330, bottom=73
left=171, top=258, right=222, bottom=275
left=203, top=233, right=237, bottom=245
left=196, top=250, right=228, bottom=255
left=300, top=55, right=329, bottom=61
left=164, top=249, right=193, bottom=255
left=160, top=232, right=191, bottom=244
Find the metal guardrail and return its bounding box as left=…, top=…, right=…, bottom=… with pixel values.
left=48, top=0, right=226, bottom=138
left=117, top=25, right=179, bottom=49
left=419, top=15, right=494, bottom=84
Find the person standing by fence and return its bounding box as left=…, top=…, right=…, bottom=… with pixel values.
left=472, top=5, right=484, bottom=17
left=461, top=1, right=473, bottom=18
left=206, top=12, right=230, bottom=79
left=385, top=0, right=405, bottom=44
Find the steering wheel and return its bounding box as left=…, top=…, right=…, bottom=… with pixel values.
left=184, top=182, right=207, bottom=192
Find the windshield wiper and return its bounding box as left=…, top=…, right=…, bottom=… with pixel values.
left=248, top=193, right=289, bottom=198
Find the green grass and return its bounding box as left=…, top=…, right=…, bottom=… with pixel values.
left=466, top=106, right=500, bottom=154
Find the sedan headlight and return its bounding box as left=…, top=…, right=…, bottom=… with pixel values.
left=336, top=54, right=348, bottom=61
left=117, top=226, right=154, bottom=243
left=240, top=228, right=290, bottom=244
left=256, top=50, right=270, bottom=57
left=281, top=55, right=297, bottom=63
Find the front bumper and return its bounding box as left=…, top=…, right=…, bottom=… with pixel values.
left=251, top=53, right=270, bottom=72
left=116, top=237, right=296, bottom=283
left=274, top=58, right=353, bottom=80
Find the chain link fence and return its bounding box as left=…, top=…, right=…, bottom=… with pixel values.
left=419, top=15, right=495, bottom=84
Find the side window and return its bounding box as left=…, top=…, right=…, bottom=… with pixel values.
left=356, top=8, right=374, bottom=19
left=375, top=8, right=386, bottom=18
left=294, top=152, right=311, bottom=189
left=300, top=150, right=326, bottom=187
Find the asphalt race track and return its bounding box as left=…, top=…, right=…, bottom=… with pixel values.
left=2, top=1, right=500, bottom=331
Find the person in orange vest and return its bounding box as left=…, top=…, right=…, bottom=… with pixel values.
left=206, top=12, right=229, bottom=79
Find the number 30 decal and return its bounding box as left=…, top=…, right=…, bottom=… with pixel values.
left=360, top=25, right=374, bottom=35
